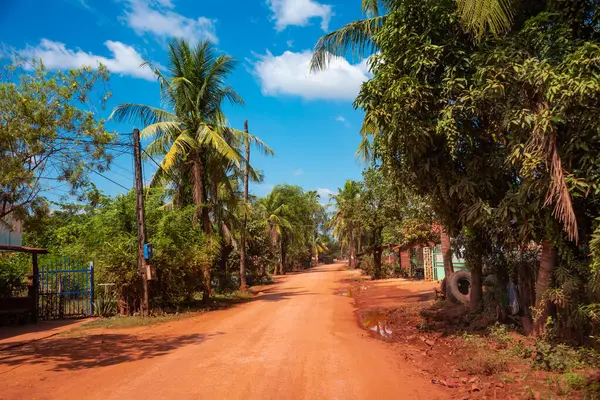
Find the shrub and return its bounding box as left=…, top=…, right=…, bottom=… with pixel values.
left=533, top=341, right=582, bottom=372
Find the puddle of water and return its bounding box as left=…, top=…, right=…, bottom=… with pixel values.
left=337, top=288, right=353, bottom=298
left=360, top=311, right=393, bottom=338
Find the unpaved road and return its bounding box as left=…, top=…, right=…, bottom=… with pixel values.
left=0, top=263, right=447, bottom=400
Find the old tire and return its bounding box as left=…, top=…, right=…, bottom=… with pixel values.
left=447, top=270, right=472, bottom=305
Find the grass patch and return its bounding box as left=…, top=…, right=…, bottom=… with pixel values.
left=70, top=313, right=192, bottom=332
left=61, top=291, right=256, bottom=336
left=458, top=352, right=509, bottom=376
left=562, top=372, right=587, bottom=391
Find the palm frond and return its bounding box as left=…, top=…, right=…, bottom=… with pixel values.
left=527, top=102, right=579, bottom=242
left=361, top=0, right=394, bottom=16
left=238, top=129, right=276, bottom=157
left=310, top=16, right=385, bottom=72
left=109, top=104, right=176, bottom=127
left=456, top=0, right=514, bottom=38
left=162, top=131, right=195, bottom=171
left=140, top=121, right=183, bottom=141
left=197, top=124, right=242, bottom=165
left=356, top=133, right=373, bottom=163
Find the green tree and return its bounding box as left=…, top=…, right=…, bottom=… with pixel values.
left=354, top=0, right=600, bottom=330
left=331, top=180, right=362, bottom=268
left=354, top=168, right=405, bottom=279
left=1, top=60, right=114, bottom=221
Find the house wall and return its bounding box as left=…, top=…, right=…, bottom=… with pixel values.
left=0, top=213, right=23, bottom=246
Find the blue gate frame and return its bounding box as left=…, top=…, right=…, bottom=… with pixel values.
left=37, top=258, right=94, bottom=320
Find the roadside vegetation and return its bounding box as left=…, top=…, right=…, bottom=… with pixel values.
left=2, top=0, right=600, bottom=397
left=2, top=40, right=333, bottom=318
left=319, top=0, right=600, bottom=397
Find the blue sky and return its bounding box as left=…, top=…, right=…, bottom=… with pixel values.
left=1, top=0, right=368, bottom=203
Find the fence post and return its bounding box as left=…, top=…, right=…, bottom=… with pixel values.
left=89, top=261, right=94, bottom=316
left=32, top=253, right=39, bottom=323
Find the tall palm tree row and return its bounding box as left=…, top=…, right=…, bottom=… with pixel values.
left=110, top=39, right=273, bottom=301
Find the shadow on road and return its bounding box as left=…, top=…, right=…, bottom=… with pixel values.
left=255, top=290, right=314, bottom=302
left=0, top=332, right=216, bottom=372
left=0, top=320, right=84, bottom=342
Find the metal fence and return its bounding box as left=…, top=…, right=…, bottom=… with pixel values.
left=38, top=258, right=94, bottom=320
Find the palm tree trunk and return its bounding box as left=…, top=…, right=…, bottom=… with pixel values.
left=240, top=123, right=250, bottom=292
left=191, top=151, right=212, bottom=303
left=441, top=228, right=454, bottom=278
left=281, top=241, right=287, bottom=275
left=191, top=153, right=204, bottom=222
left=349, top=231, right=356, bottom=269
left=534, top=241, right=556, bottom=336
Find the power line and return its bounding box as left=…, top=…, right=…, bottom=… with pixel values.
left=58, top=149, right=131, bottom=191
left=141, top=148, right=178, bottom=184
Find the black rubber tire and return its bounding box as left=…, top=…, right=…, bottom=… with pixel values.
left=447, top=270, right=472, bottom=305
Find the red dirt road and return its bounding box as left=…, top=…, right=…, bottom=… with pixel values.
left=0, top=264, right=448, bottom=400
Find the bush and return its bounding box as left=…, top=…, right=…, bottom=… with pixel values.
left=533, top=341, right=582, bottom=372
left=488, top=323, right=513, bottom=347
left=94, top=287, right=118, bottom=317
left=0, top=253, right=29, bottom=297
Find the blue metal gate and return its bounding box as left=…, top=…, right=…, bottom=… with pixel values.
left=37, top=258, right=94, bottom=320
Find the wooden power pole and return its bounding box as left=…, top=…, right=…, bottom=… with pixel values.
left=133, top=128, right=149, bottom=315
left=240, top=121, right=250, bottom=292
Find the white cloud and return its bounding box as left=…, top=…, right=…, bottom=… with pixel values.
left=286, top=40, right=294, bottom=48
left=293, top=169, right=304, bottom=176
left=267, top=0, right=333, bottom=31
left=336, top=115, right=351, bottom=127
left=121, top=0, right=218, bottom=44
left=16, top=39, right=155, bottom=80
left=316, top=188, right=334, bottom=205
left=253, top=50, right=370, bottom=101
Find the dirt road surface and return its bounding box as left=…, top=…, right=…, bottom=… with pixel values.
left=0, top=263, right=448, bottom=400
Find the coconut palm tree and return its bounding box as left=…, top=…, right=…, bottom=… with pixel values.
left=110, top=39, right=244, bottom=227
left=259, top=192, right=292, bottom=275
left=110, top=39, right=273, bottom=301
left=311, top=235, right=329, bottom=266
left=330, top=181, right=362, bottom=268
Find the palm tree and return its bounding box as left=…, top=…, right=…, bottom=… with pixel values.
left=259, top=192, right=292, bottom=275
left=311, top=235, right=329, bottom=266
left=330, top=181, right=362, bottom=269
left=110, top=39, right=272, bottom=301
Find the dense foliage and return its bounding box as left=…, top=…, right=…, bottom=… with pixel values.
left=317, top=0, right=600, bottom=343
left=331, top=168, right=436, bottom=278
left=0, top=61, right=115, bottom=220
left=2, top=40, right=327, bottom=314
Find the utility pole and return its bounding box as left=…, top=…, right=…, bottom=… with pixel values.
left=240, top=121, right=250, bottom=292
left=133, top=128, right=149, bottom=315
